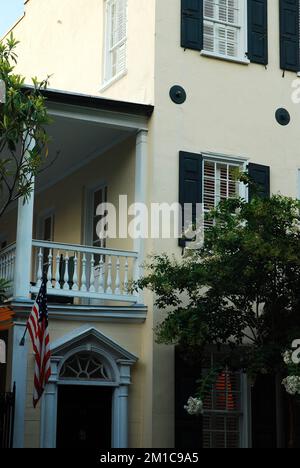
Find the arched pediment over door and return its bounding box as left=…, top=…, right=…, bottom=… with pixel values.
left=40, top=325, right=138, bottom=448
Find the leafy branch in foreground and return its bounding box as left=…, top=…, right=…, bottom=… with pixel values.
left=135, top=195, right=300, bottom=379
left=0, top=33, right=52, bottom=218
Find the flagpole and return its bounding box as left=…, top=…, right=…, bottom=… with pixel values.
left=19, top=326, right=28, bottom=346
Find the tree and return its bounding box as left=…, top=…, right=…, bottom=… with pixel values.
left=0, top=34, right=51, bottom=219
left=136, top=191, right=300, bottom=445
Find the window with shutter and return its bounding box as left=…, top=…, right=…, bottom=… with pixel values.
left=203, top=0, right=247, bottom=61
left=104, top=0, right=128, bottom=84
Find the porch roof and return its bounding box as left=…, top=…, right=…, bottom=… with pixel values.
left=21, top=86, right=153, bottom=192
left=23, top=85, right=154, bottom=118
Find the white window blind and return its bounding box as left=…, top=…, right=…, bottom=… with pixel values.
left=104, top=0, right=127, bottom=83
left=203, top=159, right=240, bottom=227
left=203, top=0, right=245, bottom=60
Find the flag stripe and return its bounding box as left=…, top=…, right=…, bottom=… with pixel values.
left=26, top=278, right=51, bottom=408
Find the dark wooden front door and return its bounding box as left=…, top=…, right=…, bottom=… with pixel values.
left=56, top=385, right=112, bottom=448
left=251, top=375, right=277, bottom=448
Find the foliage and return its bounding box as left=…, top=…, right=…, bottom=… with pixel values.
left=0, top=34, right=51, bottom=218
left=136, top=194, right=300, bottom=378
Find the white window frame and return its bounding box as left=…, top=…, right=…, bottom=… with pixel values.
left=102, top=0, right=128, bottom=89
left=201, top=0, right=249, bottom=65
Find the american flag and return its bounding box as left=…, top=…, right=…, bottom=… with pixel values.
left=27, top=277, right=51, bottom=408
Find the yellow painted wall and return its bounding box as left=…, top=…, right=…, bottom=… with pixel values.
left=147, top=0, right=300, bottom=447
left=5, top=0, right=155, bottom=105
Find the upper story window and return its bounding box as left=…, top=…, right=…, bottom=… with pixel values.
left=103, top=0, right=128, bottom=85
left=181, top=0, right=268, bottom=66
left=203, top=0, right=246, bottom=61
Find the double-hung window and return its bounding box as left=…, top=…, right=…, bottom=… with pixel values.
left=104, top=0, right=128, bottom=85
left=203, top=0, right=247, bottom=61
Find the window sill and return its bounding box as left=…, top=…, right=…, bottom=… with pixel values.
left=100, top=70, right=128, bottom=93
left=200, top=51, right=250, bottom=66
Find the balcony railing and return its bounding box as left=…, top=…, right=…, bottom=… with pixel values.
left=0, top=241, right=140, bottom=304
left=31, top=240, right=139, bottom=303
left=0, top=244, right=16, bottom=297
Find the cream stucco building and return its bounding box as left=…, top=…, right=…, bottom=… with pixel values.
left=1, top=0, right=300, bottom=449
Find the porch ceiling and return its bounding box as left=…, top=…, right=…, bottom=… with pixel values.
left=36, top=114, right=133, bottom=192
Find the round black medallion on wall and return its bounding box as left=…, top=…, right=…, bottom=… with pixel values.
left=170, top=85, right=187, bottom=105
left=275, top=108, right=291, bottom=126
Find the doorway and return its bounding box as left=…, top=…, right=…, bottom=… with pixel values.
left=56, top=385, right=112, bottom=448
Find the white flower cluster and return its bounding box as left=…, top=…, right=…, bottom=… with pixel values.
left=286, top=218, right=300, bottom=235
left=283, top=350, right=293, bottom=365
left=282, top=376, right=300, bottom=395
left=184, top=397, right=204, bottom=416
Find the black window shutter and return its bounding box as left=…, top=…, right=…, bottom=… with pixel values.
left=247, top=0, right=268, bottom=65
left=280, top=0, right=300, bottom=72
left=248, top=163, right=270, bottom=200
left=179, top=151, right=203, bottom=247
left=181, top=0, right=203, bottom=51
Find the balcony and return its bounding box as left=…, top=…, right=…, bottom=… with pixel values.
left=0, top=88, right=153, bottom=319
left=0, top=240, right=139, bottom=304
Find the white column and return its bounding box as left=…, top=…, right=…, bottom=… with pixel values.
left=112, top=385, right=129, bottom=448
left=11, top=322, right=28, bottom=448
left=112, top=361, right=134, bottom=448
left=13, top=135, right=35, bottom=300
left=134, top=130, right=148, bottom=302
left=40, top=360, right=59, bottom=448
left=118, top=385, right=129, bottom=448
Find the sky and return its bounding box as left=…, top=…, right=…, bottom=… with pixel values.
left=0, top=0, right=24, bottom=38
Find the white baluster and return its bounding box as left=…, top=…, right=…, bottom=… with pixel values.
left=63, top=252, right=70, bottom=290
left=47, top=249, right=53, bottom=289
left=81, top=254, right=87, bottom=292
left=98, top=255, right=105, bottom=294
left=36, top=248, right=43, bottom=288
left=55, top=252, right=61, bottom=290
left=115, top=256, right=121, bottom=295
left=7, top=252, right=12, bottom=282
left=72, top=253, right=79, bottom=291
left=123, top=257, right=129, bottom=295
left=4, top=254, right=8, bottom=280
left=106, top=256, right=112, bottom=294
left=89, top=254, right=95, bottom=293
left=11, top=251, right=15, bottom=282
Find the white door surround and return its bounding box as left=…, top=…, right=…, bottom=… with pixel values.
left=40, top=325, right=138, bottom=448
